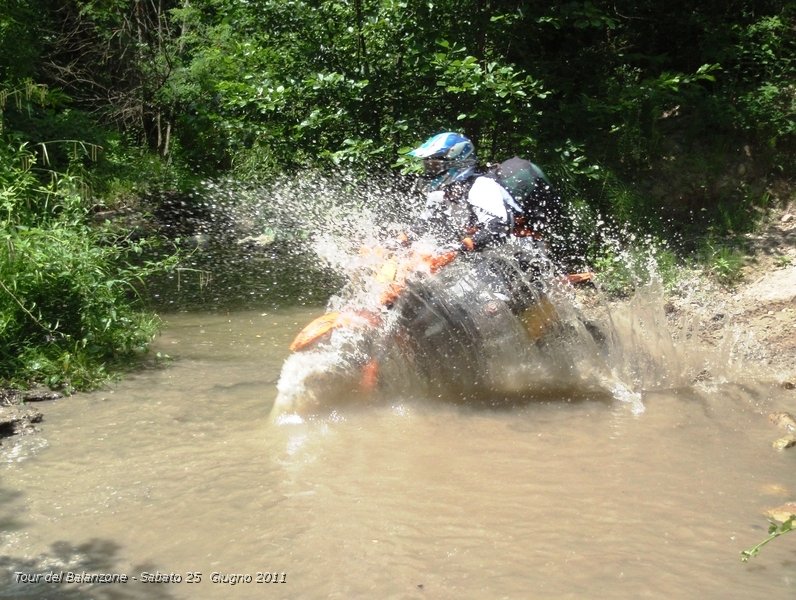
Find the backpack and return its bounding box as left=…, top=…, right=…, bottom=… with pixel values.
left=489, top=156, right=562, bottom=234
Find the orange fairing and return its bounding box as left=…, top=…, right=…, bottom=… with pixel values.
left=290, top=247, right=459, bottom=351
left=425, top=249, right=459, bottom=272
left=289, top=311, right=381, bottom=352
left=563, top=272, right=595, bottom=285
left=359, top=359, right=380, bottom=392
left=379, top=249, right=458, bottom=306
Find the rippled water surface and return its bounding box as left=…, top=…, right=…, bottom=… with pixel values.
left=1, top=308, right=795, bottom=599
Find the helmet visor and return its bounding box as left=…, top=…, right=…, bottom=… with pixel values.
left=423, top=158, right=449, bottom=176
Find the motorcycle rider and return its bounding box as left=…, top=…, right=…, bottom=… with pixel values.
left=403, top=132, right=579, bottom=319
left=404, top=131, right=522, bottom=252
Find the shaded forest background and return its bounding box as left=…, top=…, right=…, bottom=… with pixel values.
left=0, top=0, right=793, bottom=389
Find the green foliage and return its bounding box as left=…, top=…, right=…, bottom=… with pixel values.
left=0, top=91, right=178, bottom=391
left=549, top=140, right=603, bottom=185
left=155, top=0, right=560, bottom=174
left=3, top=0, right=792, bottom=178
left=429, top=41, right=549, bottom=155
left=588, top=62, right=721, bottom=168
left=0, top=0, right=43, bottom=81
left=592, top=247, right=642, bottom=298
left=773, top=254, right=792, bottom=268
left=592, top=239, right=680, bottom=298
left=729, top=15, right=795, bottom=147
left=5, top=0, right=789, bottom=208
left=697, top=239, right=746, bottom=286
left=741, top=515, right=795, bottom=562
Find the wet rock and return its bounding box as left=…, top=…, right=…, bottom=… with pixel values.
left=760, top=483, right=791, bottom=497
left=21, top=388, right=63, bottom=403
left=773, top=436, right=796, bottom=450
left=765, top=502, right=796, bottom=524
left=237, top=231, right=276, bottom=247
left=0, top=405, right=43, bottom=440
left=0, top=388, right=20, bottom=406
left=1, top=387, right=62, bottom=407
left=769, top=412, right=796, bottom=433
left=741, top=265, right=796, bottom=303
left=768, top=412, right=796, bottom=450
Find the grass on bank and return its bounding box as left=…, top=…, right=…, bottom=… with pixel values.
left=0, top=143, right=178, bottom=393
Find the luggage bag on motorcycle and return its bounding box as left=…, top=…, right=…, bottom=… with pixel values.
left=489, top=156, right=563, bottom=236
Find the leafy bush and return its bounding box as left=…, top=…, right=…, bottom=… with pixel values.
left=730, top=15, right=795, bottom=148
left=696, top=239, right=747, bottom=286
left=0, top=142, right=177, bottom=391
left=592, top=244, right=674, bottom=298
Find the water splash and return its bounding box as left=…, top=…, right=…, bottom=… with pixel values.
left=149, top=170, right=422, bottom=309
left=269, top=232, right=679, bottom=419
left=151, top=169, right=748, bottom=418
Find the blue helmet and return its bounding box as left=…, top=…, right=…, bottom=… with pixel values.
left=407, top=132, right=476, bottom=189
left=408, top=132, right=475, bottom=162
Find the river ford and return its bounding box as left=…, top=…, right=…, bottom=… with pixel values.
left=1, top=306, right=795, bottom=600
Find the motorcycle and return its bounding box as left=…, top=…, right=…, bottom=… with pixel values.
left=271, top=236, right=596, bottom=422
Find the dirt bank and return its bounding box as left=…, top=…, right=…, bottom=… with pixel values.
left=0, top=389, right=60, bottom=448
left=667, top=201, right=796, bottom=384
left=735, top=204, right=796, bottom=381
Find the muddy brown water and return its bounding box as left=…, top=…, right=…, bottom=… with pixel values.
left=1, top=307, right=795, bottom=599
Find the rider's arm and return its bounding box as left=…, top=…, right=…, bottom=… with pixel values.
left=406, top=189, right=463, bottom=245
left=462, top=177, right=513, bottom=250
left=402, top=190, right=445, bottom=239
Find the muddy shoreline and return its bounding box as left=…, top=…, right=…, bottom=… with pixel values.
left=0, top=389, right=61, bottom=446
left=675, top=202, right=796, bottom=384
